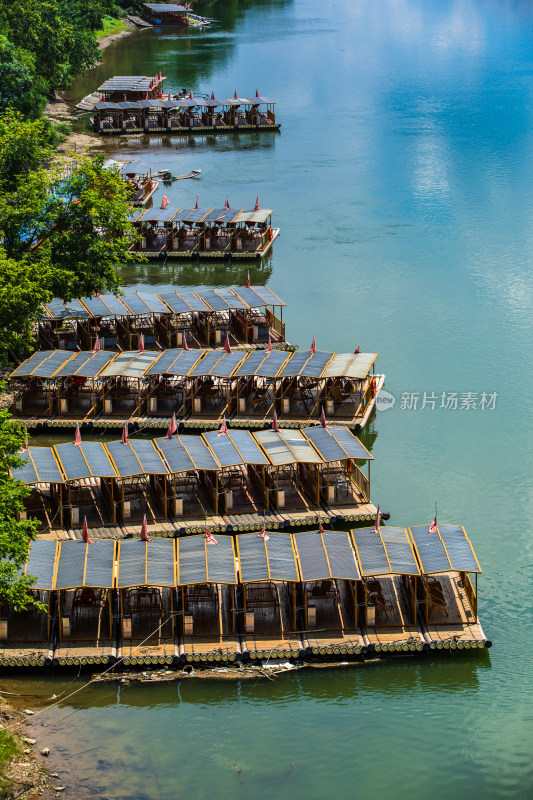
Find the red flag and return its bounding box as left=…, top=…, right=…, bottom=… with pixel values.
left=310, top=335, right=316, bottom=354
left=74, top=423, right=82, bottom=447
left=254, top=196, right=259, bottom=211
left=166, top=412, right=177, bottom=439
left=318, top=521, right=324, bottom=533
left=234, top=90, right=238, bottom=100
left=124, top=93, right=127, bottom=102
left=354, top=345, right=360, bottom=355
left=183, top=334, right=189, bottom=351
left=194, top=196, right=199, bottom=209
left=218, top=415, right=228, bottom=436
left=138, top=333, right=145, bottom=354
left=224, top=332, right=232, bottom=354
left=189, top=90, right=194, bottom=99
left=205, top=528, right=218, bottom=545
left=122, top=422, right=128, bottom=445
left=82, top=516, right=94, bottom=543
left=428, top=516, right=438, bottom=535
left=94, top=288, right=101, bottom=298
left=272, top=410, right=279, bottom=432
left=257, top=526, right=270, bottom=541
left=245, top=270, right=251, bottom=288
left=320, top=406, right=327, bottom=428
left=256, top=88, right=260, bottom=98
left=372, top=505, right=381, bottom=535
left=20, top=429, right=28, bottom=454
left=210, top=91, right=215, bottom=100
left=140, top=514, right=152, bottom=542
left=92, top=336, right=100, bottom=353
left=225, top=196, right=230, bottom=209
left=267, top=332, right=272, bottom=353
left=161, top=194, right=169, bottom=209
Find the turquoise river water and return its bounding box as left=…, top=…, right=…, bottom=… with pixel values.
left=8, top=1, right=533, bottom=797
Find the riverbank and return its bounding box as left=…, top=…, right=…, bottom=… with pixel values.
left=0, top=697, right=51, bottom=800
left=44, top=19, right=137, bottom=155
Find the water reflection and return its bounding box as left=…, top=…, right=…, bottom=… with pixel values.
left=119, top=257, right=273, bottom=288
left=17, top=656, right=491, bottom=800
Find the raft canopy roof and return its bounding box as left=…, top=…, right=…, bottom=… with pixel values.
left=119, top=161, right=154, bottom=177
left=99, top=350, right=161, bottom=378
left=117, top=538, right=175, bottom=589
left=12, top=426, right=372, bottom=485
left=36, top=286, right=285, bottom=323
left=409, top=524, right=481, bottom=574
left=177, top=535, right=237, bottom=585
left=145, top=348, right=205, bottom=376
left=14, top=447, right=64, bottom=485
left=55, top=540, right=116, bottom=590
left=237, top=532, right=299, bottom=583
left=144, top=4, right=189, bottom=12
left=10, top=350, right=74, bottom=378
left=10, top=347, right=378, bottom=383
left=304, top=425, right=374, bottom=462
left=23, top=540, right=58, bottom=590
left=293, top=530, right=361, bottom=581
left=97, top=76, right=164, bottom=92
left=154, top=434, right=219, bottom=472
left=106, top=439, right=168, bottom=478
left=55, top=442, right=117, bottom=480
left=254, top=429, right=321, bottom=466
left=351, top=527, right=420, bottom=577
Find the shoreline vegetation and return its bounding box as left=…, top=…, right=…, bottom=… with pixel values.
left=0, top=3, right=143, bottom=793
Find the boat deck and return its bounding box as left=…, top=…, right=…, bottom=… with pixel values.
left=132, top=228, right=280, bottom=260
left=364, top=576, right=424, bottom=651
left=119, top=638, right=178, bottom=666
left=421, top=573, right=488, bottom=649
left=53, top=639, right=116, bottom=666
left=0, top=642, right=53, bottom=667
left=97, top=123, right=281, bottom=137
left=35, top=501, right=376, bottom=539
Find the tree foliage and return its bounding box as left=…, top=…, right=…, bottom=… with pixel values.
left=0, top=405, right=40, bottom=610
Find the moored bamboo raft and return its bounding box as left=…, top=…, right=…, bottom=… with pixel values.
left=0, top=525, right=490, bottom=670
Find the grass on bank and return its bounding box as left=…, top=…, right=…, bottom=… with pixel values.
left=0, top=729, right=18, bottom=795
left=96, top=15, right=128, bottom=38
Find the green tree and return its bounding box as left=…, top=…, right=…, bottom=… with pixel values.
left=0, top=110, right=52, bottom=190
left=0, top=37, right=47, bottom=119
left=0, top=152, right=139, bottom=303
left=0, top=406, right=40, bottom=610
left=0, top=0, right=102, bottom=90
left=0, top=250, right=49, bottom=353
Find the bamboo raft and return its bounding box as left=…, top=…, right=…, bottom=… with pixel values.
left=90, top=78, right=279, bottom=135
left=31, top=286, right=287, bottom=352
left=128, top=205, right=279, bottom=260
left=0, top=527, right=491, bottom=669
left=11, top=425, right=376, bottom=533
left=10, top=348, right=382, bottom=431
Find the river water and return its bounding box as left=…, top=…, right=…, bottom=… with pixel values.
left=12, top=0, right=533, bottom=797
